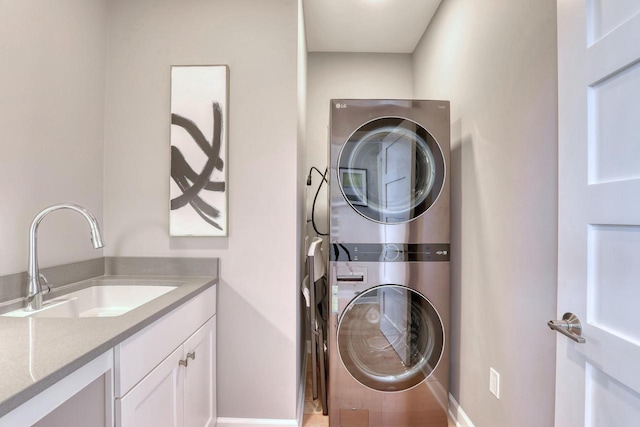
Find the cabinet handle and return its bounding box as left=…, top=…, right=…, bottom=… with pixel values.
left=179, top=352, right=196, bottom=368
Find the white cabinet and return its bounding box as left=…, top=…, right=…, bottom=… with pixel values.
left=116, top=285, right=217, bottom=427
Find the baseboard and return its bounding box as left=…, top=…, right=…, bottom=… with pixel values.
left=216, top=418, right=298, bottom=427
left=448, top=394, right=476, bottom=427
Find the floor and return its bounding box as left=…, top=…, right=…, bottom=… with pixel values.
left=302, top=361, right=457, bottom=427
left=302, top=361, right=327, bottom=427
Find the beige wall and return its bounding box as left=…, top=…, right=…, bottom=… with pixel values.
left=103, top=0, right=301, bottom=421
left=306, top=53, right=414, bottom=232
left=0, top=0, right=107, bottom=275
left=413, top=1, right=558, bottom=426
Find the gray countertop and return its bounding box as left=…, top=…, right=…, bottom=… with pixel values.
left=0, top=274, right=217, bottom=417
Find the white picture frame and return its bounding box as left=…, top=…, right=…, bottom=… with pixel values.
left=169, top=65, right=229, bottom=236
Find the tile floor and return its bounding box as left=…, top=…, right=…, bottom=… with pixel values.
left=302, top=362, right=457, bottom=427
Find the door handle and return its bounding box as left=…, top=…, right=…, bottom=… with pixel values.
left=336, top=275, right=364, bottom=282
left=548, top=312, right=586, bottom=343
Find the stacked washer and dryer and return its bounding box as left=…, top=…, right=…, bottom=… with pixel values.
left=328, top=99, right=450, bottom=427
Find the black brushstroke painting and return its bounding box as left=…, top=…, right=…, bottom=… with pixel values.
left=171, top=102, right=226, bottom=231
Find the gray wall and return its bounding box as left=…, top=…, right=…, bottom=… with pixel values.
left=103, top=0, right=301, bottom=421
left=0, top=0, right=107, bottom=275
left=306, top=53, right=414, bottom=232
left=413, top=1, right=558, bottom=426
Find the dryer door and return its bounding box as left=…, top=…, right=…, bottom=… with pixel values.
left=337, top=285, right=444, bottom=392
left=337, top=117, right=445, bottom=224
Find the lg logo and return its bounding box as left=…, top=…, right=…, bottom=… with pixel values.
left=335, top=103, right=347, bottom=109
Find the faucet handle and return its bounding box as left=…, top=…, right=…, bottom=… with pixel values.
left=38, top=273, right=51, bottom=294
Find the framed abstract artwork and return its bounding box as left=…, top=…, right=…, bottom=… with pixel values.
left=170, top=65, right=229, bottom=236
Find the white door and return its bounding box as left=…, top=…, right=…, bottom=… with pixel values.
left=117, top=346, right=184, bottom=427
left=183, top=317, right=216, bottom=427
left=556, top=1, right=640, bottom=426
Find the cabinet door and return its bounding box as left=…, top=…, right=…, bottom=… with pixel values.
left=117, top=346, right=184, bottom=427
left=183, top=317, right=216, bottom=427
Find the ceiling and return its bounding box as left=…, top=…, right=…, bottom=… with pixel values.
left=303, top=0, right=442, bottom=53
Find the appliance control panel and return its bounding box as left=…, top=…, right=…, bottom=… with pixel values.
left=330, top=243, right=450, bottom=262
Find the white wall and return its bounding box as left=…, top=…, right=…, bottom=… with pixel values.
left=413, top=1, right=558, bottom=426
left=103, top=0, right=301, bottom=421
left=0, top=0, right=107, bottom=275
left=306, top=53, right=413, bottom=233
left=296, top=0, right=308, bottom=418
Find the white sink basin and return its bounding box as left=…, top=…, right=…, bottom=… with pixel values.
left=2, top=285, right=177, bottom=318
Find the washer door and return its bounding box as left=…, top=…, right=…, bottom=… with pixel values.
left=337, top=285, right=444, bottom=392
left=338, top=117, right=445, bottom=223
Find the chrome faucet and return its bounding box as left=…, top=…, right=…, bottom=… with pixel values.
left=26, top=204, right=104, bottom=311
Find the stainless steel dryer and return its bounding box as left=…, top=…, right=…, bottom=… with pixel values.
left=328, top=252, right=450, bottom=427
left=329, top=99, right=450, bottom=246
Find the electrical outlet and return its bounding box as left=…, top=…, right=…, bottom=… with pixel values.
left=489, top=367, right=500, bottom=399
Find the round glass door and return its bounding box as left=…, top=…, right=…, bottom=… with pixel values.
left=337, top=285, right=444, bottom=392
left=338, top=117, right=445, bottom=224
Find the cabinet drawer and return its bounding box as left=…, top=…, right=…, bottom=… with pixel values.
left=114, top=285, right=216, bottom=397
